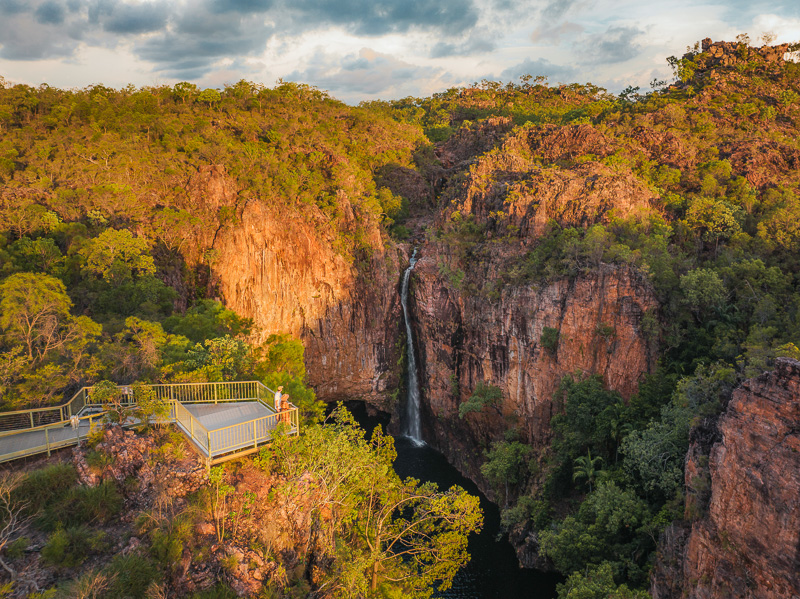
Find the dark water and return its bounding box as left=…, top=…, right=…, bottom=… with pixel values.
left=339, top=402, right=560, bottom=599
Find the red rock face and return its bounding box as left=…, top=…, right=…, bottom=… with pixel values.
left=211, top=201, right=406, bottom=407
left=437, top=124, right=659, bottom=244
left=652, top=358, right=800, bottom=599
left=183, top=164, right=405, bottom=408
left=411, top=252, right=657, bottom=489
left=725, top=140, right=800, bottom=190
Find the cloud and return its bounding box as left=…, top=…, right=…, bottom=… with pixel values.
left=541, top=0, right=580, bottom=21
left=208, top=0, right=274, bottom=14
left=287, top=47, right=451, bottom=99
left=34, top=0, right=65, bottom=25
left=0, top=0, right=28, bottom=15
left=430, top=35, right=495, bottom=58
left=102, top=1, right=170, bottom=34
left=288, top=0, right=480, bottom=36
left=0, top=0, right=486, bottom=71
left=575, top=25, right=643, bottom=65
left=501, top=56, right=577, bottom=83
left=531, top=21, right=583, bottom=44
left=134, top=7, right=274, bottom=77
left=0, top=4, right=83, bottom=60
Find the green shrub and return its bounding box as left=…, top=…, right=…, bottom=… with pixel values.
left=40, top=481, right=122, bottom=530
left=41, top=526, right=91, bottom=568
left=6, top=536, right=29, bottom=559
left=105, top=554, right=162, bottom=599
left=14, top=464, right=76, bottom=516
left=148, top=514, right=194, bottom=571
left=541, top=326, right=559, bottom=352
left=57, top=570, right=114, bottom=598
left=389, top=223, right=410, bottom=240
left=188, top=585, right=239, bottom=599
left=596, top=323, right=615, bottom=339
left=85, top=449, right=114, bottom=470
left=458, top=383, right=502, bottom=418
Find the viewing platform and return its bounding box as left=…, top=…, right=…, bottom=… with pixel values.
left=0, top=381, right=299, bottom=468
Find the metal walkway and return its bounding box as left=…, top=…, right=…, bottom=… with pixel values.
left=0, top=381, right=299, bottom=467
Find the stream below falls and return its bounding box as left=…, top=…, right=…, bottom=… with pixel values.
left=341, top=402, right=560, bottom=599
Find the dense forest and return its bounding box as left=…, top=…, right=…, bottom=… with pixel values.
left=0, top=36, right=798, bottom=598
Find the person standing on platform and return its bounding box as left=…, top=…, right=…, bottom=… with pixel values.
left=274, top=386, right=283, bottom=411
left=280, top=393, right=291, bottom=424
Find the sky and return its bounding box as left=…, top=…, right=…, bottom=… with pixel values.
left=0, top=0, right=799, bottom=103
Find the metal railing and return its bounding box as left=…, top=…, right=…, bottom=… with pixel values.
left=0, top=380, right=299, bottom=465
left=0, top=386, right=94, bottom=433
left=0, top=411, right=107, bottom=464
left=149, top=381, right=266, bottom=405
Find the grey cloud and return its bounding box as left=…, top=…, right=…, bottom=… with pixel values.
left=289, top=0, right=479, bottom=36
left=501, top=56, right=576, bottom=83
left=0, top=0, right=86, bottom=60
left=0, top=0, right=27, bottom=15
left=0, top=0, right=485, bottom=71
left=136, top=9, right=273, bottom=76
left=35, top=0, right=66, bottom=24
left=542, top=0, right=578, bottom=21
left=0, top=15, right=79, bottom=59
left=208, top=0, right=274, bottom=14
left=288, top=48, right=446, bottom=98
left=430, top=36, right=495, bottom=58
left=102, top=2, right=169, bottom=34
left=576, top=25, right=642, bottom=65
left=531, top=21, right=583, bottom=44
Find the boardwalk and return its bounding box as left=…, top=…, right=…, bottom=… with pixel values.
left=0, top=381, right=299, bottom=467
left=0, top=420, right=96, bottom=463
left=184, top=402, right=272, bottom=430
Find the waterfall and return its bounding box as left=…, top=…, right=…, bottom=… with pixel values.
left=401, top=249, right=424, bottom=446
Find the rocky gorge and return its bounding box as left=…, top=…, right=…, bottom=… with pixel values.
left=1, top=38, right=799, bottom=597
left=189, top=43, right=800, bottom=596
left=652, top=358, right=800, bottom=599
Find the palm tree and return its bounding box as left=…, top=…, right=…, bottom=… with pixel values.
left=573, top=450, right=604, bottom=492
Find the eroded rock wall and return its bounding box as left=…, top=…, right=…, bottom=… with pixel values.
left=651, top=358, right=800, bottom=599
left=184, top=165, right=405, bottom=408
left=411, top=249, right=658, bottom=489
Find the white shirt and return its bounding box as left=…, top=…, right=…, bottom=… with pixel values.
left=274, top=389, right=282, bottom=410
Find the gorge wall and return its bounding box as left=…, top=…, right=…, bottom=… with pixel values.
left=410, top=248, right=658, bottom=491
left=651, top=358, right=800, bottom=599
left=190, top=123, right=664, bottom=499
left=183, top=165, right=405, bottom=409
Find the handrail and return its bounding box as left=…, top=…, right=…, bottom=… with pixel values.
left=0, top=410, right=107, bottom=465
left=173, top=401, right=210, bottom=452
left=0, top=381, right=280, bottom=433
left=0, top=380, right=297, bottom=466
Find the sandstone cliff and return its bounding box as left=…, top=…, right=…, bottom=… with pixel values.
left=182, top=165, right=405, bottom=408
left=437, top=124, right=659, bottom=243
left=651, top=358, right=800, bottom=599
left=410, top=249, right=657, bottom=489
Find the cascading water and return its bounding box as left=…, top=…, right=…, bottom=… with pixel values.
left=401, top=249, right=424, bottom=446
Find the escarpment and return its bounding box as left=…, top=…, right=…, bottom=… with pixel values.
left=189, top=120, right=662, bottom=496
left=183, top=165, right=405, bottom=409
left=651, top=358, right=800, bottom=599
left=437, top=124, right=659, bottom=242
left=410, top=249, right=657, bottom=491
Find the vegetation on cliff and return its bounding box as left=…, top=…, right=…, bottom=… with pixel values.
left=0, top=34, right=799, bottom=599
left=0, top=77, right=433, bottom=417
left=0, top=407, right=480, bottom=597
left=393, top=37, right=800, bottom=597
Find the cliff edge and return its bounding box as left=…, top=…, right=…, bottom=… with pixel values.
left=652, top=358, right=800, bottom=599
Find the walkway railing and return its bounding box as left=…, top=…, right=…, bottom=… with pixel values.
left=0, top=381, right=282, bottom=432
left=0, top=381, right=299, bottom=465
left=0, top=411, right=107, bottom=463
